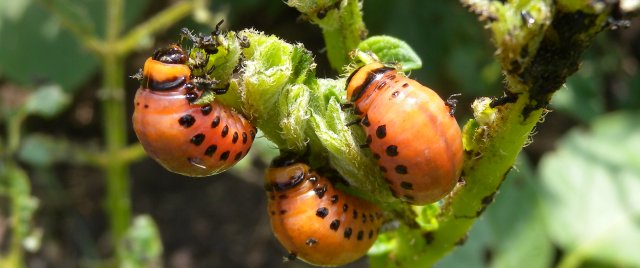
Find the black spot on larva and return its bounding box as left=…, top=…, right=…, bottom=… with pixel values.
left=403, top=195, right=415, bottom=202
left=373, top=153, right=381, bottom=160
left=184, top=83, right=195, bottom=91
left=386, top=145, right=398, bottom=156
left=344, top=228, right=353, bottom=239
left=365, top=135, right=372, bottom=145
left=185, top=92, right=198, bottom=103
left=402, top=83, right=409, bottom=88
left=376, top=125, right=387, bottom=139
left=330, top=195, right=339, bottom=204
left=379, top=166, right=387, bottom=173
left=343, top=204, right=348, bottom=212
left=220, top=151, right=230, bottom=161
left=279, top=195, right=288, bottom=200
left=285, top=253, right=297, bottom=262
left=400, top=181, right=413, bottom=190
left=242, top=132, right=248, bottom=144
left=314, top=185, right=327, bottom=199
left=211, top=116, right=220, bottom=128
left=144, top=104, right=149, bottom=108
left=250, top=129, right=256, bottom=139
left=204, top=145, right=217, bottom=156
left=305, top=238, right=317, bottom=246
left=269, top=194, right=275, bottom=200
left=201, top=105, right=212, bottom=115
left=178, top=114, right=195, bottom=128
left=353, top=209, right=358, bottom=219
left=357, top=230, right=364, bottom=241
left=316, top=207, right=329, bottom=218
left=136, top=102, right=139, bottom=106
left=330, top=220, right=340, bottom=231
left=395, top=165, right=408, bottom=174
left=362, top=114, right=371, bottom=127
left=191, top=133, right=206, bottom=146
left=268, top=171, right=305, bottom=192
left=148, top=76, right=186, bottom=91
left=369, top=214, right=374, bottom=222
left=368, top=230, right=374, bottom=239
left=392, top=91, right=399, bottom=98
left=270, top=210, right=275, bottom=215
left=221, top=125, right=229, bottom=137
left=232, top=132, right=239, bottom=143
left=234, top=152, right=243, bottom=161
left=280, top=210, right=287, bottom=215
left=362, top=213, right=367, bottom=223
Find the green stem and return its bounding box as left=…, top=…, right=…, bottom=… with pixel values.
left=101, top=0, right=130, bottom=261
left=6, top=110, right=28, bottom=155
left=101, top=51, right=131, bottom=263
left=116, top=1, right=195, bottom=55
left=319, top=0, right=365, bottom=70
left=287, top=0, right=366, bottom=71
left=420, top=93, right=544, bottom=265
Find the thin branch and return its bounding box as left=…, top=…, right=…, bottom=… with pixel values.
left=116, top=1, right=195, bottom=55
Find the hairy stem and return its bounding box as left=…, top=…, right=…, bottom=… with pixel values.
left=319, top=0, right=366, bottom=70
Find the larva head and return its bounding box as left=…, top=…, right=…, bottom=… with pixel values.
left=265, top=158, right=383, bottom=266
left=345, top=63, right=396, bottom=107
left=142, top=45, right=191, bottom=92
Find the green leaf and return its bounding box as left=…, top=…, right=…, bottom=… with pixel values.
left=24, top=84, right=70, bottom=118
left=119, top=215, right=163, bottom=268
left=358, top=35, right=422, bottom=71
left=538, top=111, right=640, bottom=267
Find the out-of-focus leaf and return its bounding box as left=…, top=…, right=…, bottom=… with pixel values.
left=363, top=0, right=497, bottom=97
left=486, top=155, right=552, bottom=268
left=358, top=35, right=422, bottom=71
left=0, top=0, right=32, bottom=24
left=0, top=0, right=148, bottom=91
left=24, top=84, right=70, bottom=118
left=436, top=155, right=552, bottom=268
left=551, top=60, right=605, bottom=123
left=447, top=46, right=501, bottom=96
left=120, top=215, right=163, bottom=268
left=539, top=111, right=640, bottom=267
left=18, top=133, right=69, bottom=167
left=434, top=219, right=491, bottom=268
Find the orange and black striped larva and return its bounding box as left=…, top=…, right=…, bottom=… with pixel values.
left=133, top=45, right=256, bottom=177
left=265, top=158, right=383, bottom=266
left=345, top=63, right=464, bottom=205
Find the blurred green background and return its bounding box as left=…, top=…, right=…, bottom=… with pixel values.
left=1, top=0, right=639, bottom=267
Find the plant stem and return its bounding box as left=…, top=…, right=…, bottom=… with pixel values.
left=101, top=0, right=130, bottom=261
left=116, top=1, right=195, bottom=55
left=419, top=93, right=544, bottom=265
left=319, top=0, right=365, bottom=71
left=6, top=110, right=27, bottom=155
